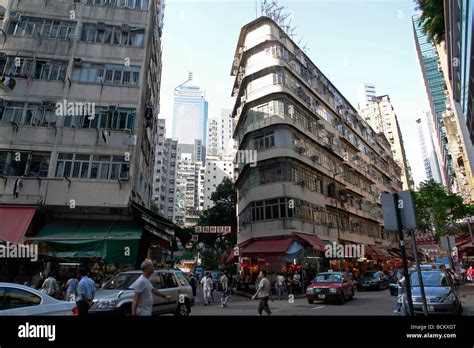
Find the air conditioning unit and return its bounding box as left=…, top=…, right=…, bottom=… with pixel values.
left=310, top=155, right=319, bottom=162
left=298, top=180, right=305, bottom=187
left=121, top=23, right=130, bottom=32
left=97, top=22, right=106, bottom=30
left=297, top=146, right=306, bottom=154
left=73, top=57, right=83, bottom=67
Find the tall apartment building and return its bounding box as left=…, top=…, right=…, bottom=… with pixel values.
left=153, top=119, right=178, bottom=221
left=175, top=148, right=204, bottom=227
left=360, top=95, right=413, bottom=190
left=444, top=0, right=474, bottom=145
left=356, top=83, right=376, bottom=111
left=413, top=13, right=452, bottom=186
left=416, top=113, right=444, bottom=183
left=203, top=154, right=235, bottom=209
left=0, top=0, right=178, bottom=266
left=439, top=0, right=474, bottom=202
left=204, top=108, right=236, bottom=209
left=207, top=108, right=236, bottom=157
left=230, top=17, right=403, bottom=265
left=171, top=71, right=208, bottom=161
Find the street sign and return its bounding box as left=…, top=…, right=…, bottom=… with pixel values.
left=440, top=236, right=456, bottom=251
left=381, top=191, right=418, bottom=231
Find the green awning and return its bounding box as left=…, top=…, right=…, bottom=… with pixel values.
left=28, top=221, right=142, bottom=264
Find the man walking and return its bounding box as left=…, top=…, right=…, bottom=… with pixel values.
left=64, top=273, right=79, bottom=302
left=220, top=271, right=230, bottom=307
left=41, top=272, right=61, bottom=298
left=76, top=268, right=95, bottom=316
left=252, top=270, right=272, bottom=316
left=132, top=259, right=171, bottom=316
left=200, top=272, right=212, bottom=306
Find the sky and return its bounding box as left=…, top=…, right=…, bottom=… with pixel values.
left=160, top=0, right=431, bottom=186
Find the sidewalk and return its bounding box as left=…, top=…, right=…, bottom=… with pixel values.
left=233, top=289, right=306, bottom=299
left=459, top=283, right=474, bottom=315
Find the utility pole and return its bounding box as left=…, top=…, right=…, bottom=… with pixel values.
left=410, top=229, right=428, bottom=316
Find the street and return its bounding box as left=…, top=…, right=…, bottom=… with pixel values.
left=190, top=284, right=474, bottom=316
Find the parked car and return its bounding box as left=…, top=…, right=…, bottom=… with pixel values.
left=0, top=282, right=78, bottom=316
left=410, top=270, right=462, bottom=315
left=306, top=272, right=354, bottom=305
left=89, top=269, right=194, bottom=316
left=357, top=271, right=389, bottom=291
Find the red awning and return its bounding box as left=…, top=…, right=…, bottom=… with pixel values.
left=293, top=232, right=325, bottom=251
left=0, top=206, right=36, bottom=243
left=456, top=235, right=472, bottom=248
left=241, top=237, right=294, bottom=256
left=364, top=245, right=379, bottom=260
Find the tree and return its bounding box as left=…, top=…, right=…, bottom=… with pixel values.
left=416, top=0, right=446, bottom=44
left=195, top=177, right=237, bottom=268
left=413, top=180, right=474, bottom=238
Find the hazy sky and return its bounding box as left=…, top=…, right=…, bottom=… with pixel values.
left=160, top=0, right=430, bottom=186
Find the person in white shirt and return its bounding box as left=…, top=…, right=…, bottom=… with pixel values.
left=131, top=260, right=171, bottom=316
left=200, top=272, right=213, bottom=306
left=252, top=270, right=272, bottom=316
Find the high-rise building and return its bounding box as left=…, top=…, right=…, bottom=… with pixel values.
left=440, top=0, right=474, bottom=202
left=444, top=0, right=474, bottom=145
left=0, top=0, right=179, bottom=265
left=356, top=83, right=376, bottom=111
left=175, top=147, right=205, bottom=227
left=416, top=114, right=443, bottom=183
left=412, top=13, right=452, bottom=186
left=153, top=119, right=179, bottom=221
left=206, top=109, right=236, bottom=157
left=231, top=17, right=403, bottom=265
left=203, top=155, right=235, bottom=209
left=171, top=71, right=208, bottom=149
left=360, top=95, right=413, bottom=190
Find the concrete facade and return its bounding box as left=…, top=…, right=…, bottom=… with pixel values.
left=230, top=17, right=403, bottom=248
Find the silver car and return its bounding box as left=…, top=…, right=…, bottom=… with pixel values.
left=0, top=282, right=77, bottom=316
left=90, top=269, right=194, bottom=316
left=410, top=270, right=462, bottom=315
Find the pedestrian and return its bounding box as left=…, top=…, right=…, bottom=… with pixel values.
left=287, top=273, right=294, bottom=295
left=200, top=272, right=212, bottom=305
left=64, top=273, right=79, bottom=302
left=188, top=273, right=197, bottom=297
left=466, top=265, right=474, bottom=283
left=293, top=271, right=301, bottom=294
left=41, top=272, right=61, bottom=299
left=244, top=273, right=250, bottom=293
left=276, top=273, right=285, bottom=300
left=76, top=268, right=96, bottom=316
left=220, top=271, right=230, bottom=307
left=252, top=269, right=272, bottom=316
left=131, top=260, right=171, bottom=316
left=394, top=270, right=406, bottom=314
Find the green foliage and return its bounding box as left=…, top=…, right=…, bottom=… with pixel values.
left=416, top=0, right=446, bottom=44
left=195, top=177, right=237, bottom=268
left=413, top=180, right=474, bottom=237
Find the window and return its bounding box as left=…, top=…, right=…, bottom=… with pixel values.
left=3, top=288, right=41, bottom=310
left=160, top=272, right=178, bottom=289
left=2, top=57, right=67, bottom=81
left=8, top=17, right=75, bottom=39
left=0, top=151, right=50, bottom=177
left=72, top=62, right=140, bottom=86
left=55, top=153, right=128, bottom=180
left=253, top=132, right=275, bottom=151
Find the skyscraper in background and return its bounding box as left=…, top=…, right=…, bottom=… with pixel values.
left=356, top=83, right=376, bottom=111
left=172, top=71, right=209, bottom=151
left=412, top=13, right=451, bottom=186
left=416, top=113, right=443, bottom=183
left=360, top=95, right=414, bottom=190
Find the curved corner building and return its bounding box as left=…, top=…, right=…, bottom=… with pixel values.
left=230, top=17, right=403, bottom=269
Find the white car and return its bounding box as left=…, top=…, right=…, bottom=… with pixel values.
left=0, top=282, right=78, bottom=316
